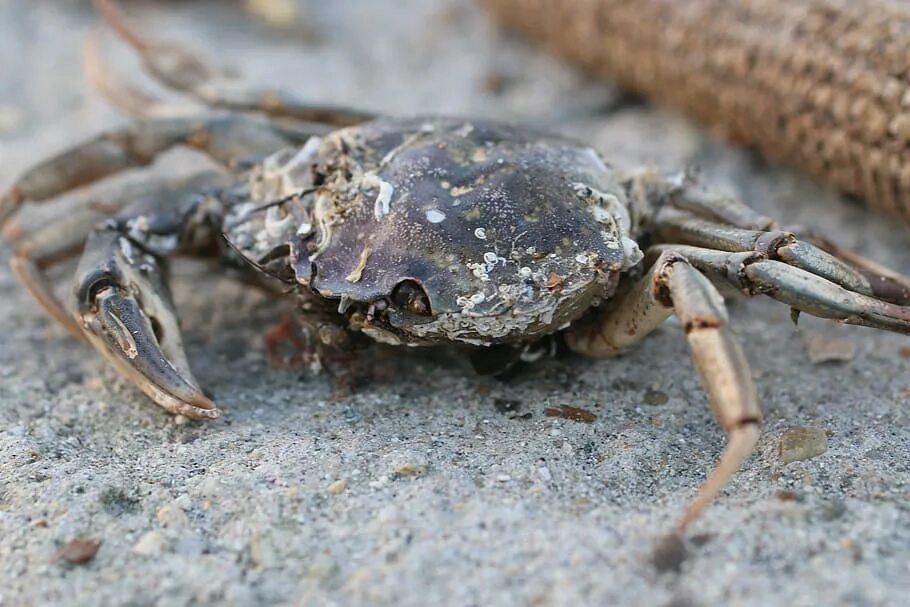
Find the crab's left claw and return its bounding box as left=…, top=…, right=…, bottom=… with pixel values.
left=74, top=227, right=219, bottom=420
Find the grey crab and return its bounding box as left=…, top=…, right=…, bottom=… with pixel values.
left=2, top=0, right=909, bottom=532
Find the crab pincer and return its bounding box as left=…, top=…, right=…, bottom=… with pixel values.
left=75, top=223, right=218, bottom=419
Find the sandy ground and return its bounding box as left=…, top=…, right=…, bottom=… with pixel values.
left=1, top=1, right=909, bottom=606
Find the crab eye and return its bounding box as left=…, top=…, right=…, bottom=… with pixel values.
left=392, top=280, right=432, bottom=316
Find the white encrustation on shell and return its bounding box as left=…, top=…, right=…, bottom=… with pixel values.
left=425, top=209, right=446, bottom=223
left=363, top=171, right=395, bottom=219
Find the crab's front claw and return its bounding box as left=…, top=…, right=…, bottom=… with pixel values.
left=75, top=228, right=219, bottom=420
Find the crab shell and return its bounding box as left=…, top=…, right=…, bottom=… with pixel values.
left=238, top=117, right=640, bottom=347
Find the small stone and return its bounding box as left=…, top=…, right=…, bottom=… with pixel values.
left=496, top=474, right=512, bottom=482
left=800, top=330, right=856, bottom=364
left=642, top=389, right=669, bottom=406
left=396, top=464, right=425, bottom=477
left=778, top=427, right=828, bottom=464
left=156, top=503, right=189, bottom=528
left=53, top=538, right=100, bottom=565
left=327, top=479, right=347, bottom=495
left=174, top=415, right=189, bottom=426
left=132, top=530, right=167, bottom=556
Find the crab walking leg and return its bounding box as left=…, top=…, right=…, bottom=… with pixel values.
left=659, top=185, right=910, bottom=305
left=567, top=253, right=762, bottom=530
left=0, top=114, right=306, bottom=228
left=82, top=34, right=192, bottom=120
left=627, top=170, right=776, bottom=232
left=92, top=0, right=374, bottom=127
left=646, top=245, right=910, bottom=335
left=794, top=232, right=910, bottom=306
left=9, top=207, right=111, bottom=340
left=651, top=208, right=910, bottom=306
left=668, top=182, right=775, bottom=232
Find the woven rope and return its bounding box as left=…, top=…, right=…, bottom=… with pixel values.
left=483, top=0, right=910, bottom=222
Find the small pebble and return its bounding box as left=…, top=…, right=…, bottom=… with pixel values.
left=496, top=474, right=512, bottom=482
left=132, top=531, right=166, bottom=556
left=396, top=464, right=425, bottom=477
left=53, top=538, right=100, bottom=565
left=643, top=389, right=669, bottom=406
left=778, top=427, right=828, bottom=464
left=156, top=503, right=189, bottom=528
left=327, top=479, right=347, bottom=495
left=800, top=330, right=856, bottom=364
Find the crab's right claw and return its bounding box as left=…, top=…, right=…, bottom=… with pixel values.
left=75, top=228, right=219, bottom=420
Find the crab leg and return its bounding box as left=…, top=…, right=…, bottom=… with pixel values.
left=9, top=207, right=111, bottom=339
left=645, top=244, right=910, bottom=335
left=91, top=0, right=374, bottom=126
left=567, top=252, right=762, bottom=531
left=793, top=231, right=910, bottom=307
left=660, top=175, right=910, bottom=298
left=650, top=207, right=910, bottom=305
left=69, top=174, right=236, bottom=419
left=0, top=114, right=308, bottom=228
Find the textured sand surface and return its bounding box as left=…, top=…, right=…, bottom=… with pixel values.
left=1, top=2, right=908, bottom=606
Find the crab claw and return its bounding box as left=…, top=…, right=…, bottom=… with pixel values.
left=75, top=228, right=219, bottom=420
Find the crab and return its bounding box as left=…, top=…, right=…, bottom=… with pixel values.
left=3, top=0, right=909, bottom=532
